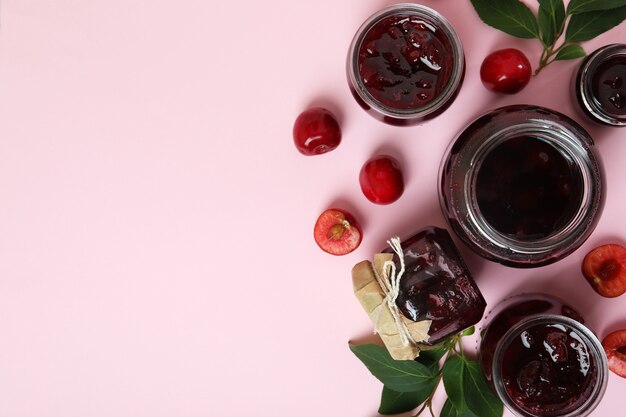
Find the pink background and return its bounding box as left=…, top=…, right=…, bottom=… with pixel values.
left=1, top=0, right=625, bottom=416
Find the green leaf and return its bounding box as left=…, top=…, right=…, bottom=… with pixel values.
left=441, top=399, right=480, bottom=417
left=419, top=345, right=447, bottom=362
left=567, top=0, right=626, bottom=15
left=461, top=326, right=476, bottom=337
left=469, top=0, right=540, bottom=39
left=441, top=399, right=459, bottom=417
left=565, top=6, right=626, bottom=41
left=461, top=409, right=480, bottom=417
left=442, top=355, right=466, bottom=412
left=538, top=0, right=566, bottom=45
left=463, top=360, right=503, bottom=417
left=442, top=356, right=503, bottom=417
left=349, top=344, right=437, bottom=393
left=555, top=44, right=586, bottom=60
left=417, top=345, right=447, bottom=370
left=379, top=384, right=435, bottom=415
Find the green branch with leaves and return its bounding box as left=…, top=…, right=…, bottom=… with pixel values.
left=350, top=327, right=503, bottom=417
left=469, top=0, right=626, bottom=75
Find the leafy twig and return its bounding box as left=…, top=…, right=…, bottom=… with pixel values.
left=470, top=0, right=626, bottom=75
left=350, top=326, right=503, bottom=417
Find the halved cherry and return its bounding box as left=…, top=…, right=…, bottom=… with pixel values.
left=582, top=244, right=626, bottom=298
left=602, top=329, right=626, bottom=378
left=313, top=209, right=362, bottom=255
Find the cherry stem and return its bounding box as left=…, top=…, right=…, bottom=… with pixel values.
left=535, top=40, right=571, bottom=76
left=411, top=334, right=468, bottom=417
left=535, top=18, right=570, bottom=76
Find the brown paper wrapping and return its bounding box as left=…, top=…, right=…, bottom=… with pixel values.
left=352, top=253, right=431, bottom=360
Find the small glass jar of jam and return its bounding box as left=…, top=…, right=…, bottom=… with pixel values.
left=573, top=43, right=626, bottom=127
left=479, top=294, right=608, bottom=417
left=382, top=227, right=486, bottom=345
left=439, top=105, right=605, bottom=268
left=347, top=4, right=465, bottom=126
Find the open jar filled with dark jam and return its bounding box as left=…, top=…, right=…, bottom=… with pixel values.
left=574, top=43, right=626, bottom=126
left=347, top=4, right=465, bottom=125
left=439, top=105, right=605, bottom=268
left=479, top=294, right=608, bottom=417
left=382, top=227, right=486, bottom=345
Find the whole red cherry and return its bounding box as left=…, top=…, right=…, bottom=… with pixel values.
left=480, top=48, right=532, bottom=94
left=293, top=107, right=341, bottom=155
left=359, top=155, right=404, bottom=205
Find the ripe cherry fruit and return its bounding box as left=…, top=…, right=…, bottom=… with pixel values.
left=581, top=244, right=626, bottom=298
left=313, top=209, right=362, bottom=255
left=480, top=48, right=532, bottom=94
left=293, top=107, right=341, bottom=156
left=602, top=329, right=626, bottom=378
left=359, top=155, right=404, bottom=205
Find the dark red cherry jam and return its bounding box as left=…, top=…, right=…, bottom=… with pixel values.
left=479, top=294, right=607, bottom=417
left=348, top=5, right=464, bottom=125
left=440, top=105, right=604, bottom=267
left=480, top=296, right=583, bottom=382
left=383, top=227, right=486, bottom=345
left=357, top=14, right=454, bottom=110
left=591, top=55, right=626, bottom=116
left=500, top=322, right=596, bottom=416
left=476, top=136, right=583, bottom=241
left=574, top=44, right=626, bottom=126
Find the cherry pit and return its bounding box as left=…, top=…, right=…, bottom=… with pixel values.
left=582, top=243, right=626, bottom=298
left=313, top=209, right=362, bottom=256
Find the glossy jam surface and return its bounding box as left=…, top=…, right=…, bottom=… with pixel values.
left=476, top=136, right=583, bottom=241
left=481, top=298, right=565, bottom=381
left=500, top=322, right=597, bottom=416
left=384, top=227, right=486, bottom=344
left=479, top=296, right=599, bottom=416
left=591, top=55, right=626, bottom=116
left=357, top=13, right=454, bottom=110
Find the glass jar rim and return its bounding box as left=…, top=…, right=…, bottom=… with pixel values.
left=491, top=314, right=608, bottom=417
left=346, top=3, right=464, bottom=120
left=577, top=43, right=626, bottom=127
left=466, top=124, right=593, bottom=252
left=438, top=105, right=604, bottom=267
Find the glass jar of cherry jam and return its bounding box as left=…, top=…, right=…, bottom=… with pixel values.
left=347, top=4, right=465, bottom=126
left=573, top=44, right=626, bottom=127
left=439, top=105, right=604, bottom=268
left=382, top=227, right=486, bottom=345
left=479, top=294, right=608, bottom=417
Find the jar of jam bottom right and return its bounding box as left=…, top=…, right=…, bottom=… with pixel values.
left=574, top=43, right=626, bottom=127
left=479, top=293, right=608, bottom=417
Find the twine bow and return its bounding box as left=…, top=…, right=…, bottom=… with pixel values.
left=371, top=236, right=416, bottom=348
